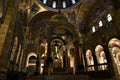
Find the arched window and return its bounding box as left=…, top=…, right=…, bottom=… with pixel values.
left=99, top=20, right=103, bottom=27
left=108, top=38, right=120, bottom=74
left=86, top=49, right=94, bottom=71
left=62, top=1, right=66, bottom=8
left=26, top=53, right=37, bottom=67
left=52, top=1, right=56, bottom=8
left=72, top=0, right=76, bottom=4
left=26, top=53, right=37, bottom=73
left=38, top=0, right=82, bottom=11
left=92, top=26, right=96, bottom=32
left=43, top=0, right=47, bottom=4
left=107, top=13, right=112, bottom=22
left=95, top=45, right=107, bottom=70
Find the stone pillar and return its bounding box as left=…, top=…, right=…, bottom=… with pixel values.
left=62, top=45, right=68, bottom=68
left=104, top=45, right=119, bottom=79
left=13, top=45, right=19, bottom=71
left=21, top=42, right=28, bottom=72
left=34, top=42, right=40, bottom=75
left=73, top=41, right=80, bottom=74
left=43, top=40, right=52, bottom=74
left=66, top=48, right=72, bottom=73
left=63, top=48, right=71, bottom=73
left=92, top=49, right=98, bottom=71
left=0, top=7, right=13, bottom=80
left=79, top=44, right=85, bottom=73
left=18, top=41, right=29, bottom=72
left=66, top=49, right=70, bottom=69
left=63, top=50, right=67, bottom=68
left=15, top=45, right=21, bottom=71
left=82, top=47, right=88, bottom=72
left=34, top=56, right=40, bottom=75
left=47, top=41, right=51, bottom=57
left=18, top=47, right=23, bottom=71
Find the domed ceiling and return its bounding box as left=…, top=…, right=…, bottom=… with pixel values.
left=37, top=0, right=82, bottom=11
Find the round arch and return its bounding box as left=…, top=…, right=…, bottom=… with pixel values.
left=46, top=14, right=79, bottom=42
left=95, top=45, right=107, bottom=63
left=26, top=52, right=37, bottom=67
left=108, top=38, right=120, bottom=48
left=108, top=38, right=120, bottom=74
left=95, top=45, right=107, bottom=70
left=86, top=49, right=94, bottom=71
left=28, top=11, right=57, bottom=28
left=86, top=49, right=94, bottom=65
left=50, top=38, right=65, bottom=68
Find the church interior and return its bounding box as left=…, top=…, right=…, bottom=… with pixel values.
left=0, top=0, right=120, bottom=80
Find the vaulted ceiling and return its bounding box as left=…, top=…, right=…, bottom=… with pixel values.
left=18, top=0, right=113, bottom=41
left=19, top=0, right=97, bottom=24
left=19, top=0, right=98, bottom=34
left=0, top=0, right=112, bottom=54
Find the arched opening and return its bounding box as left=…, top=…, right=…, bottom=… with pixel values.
left=50, top=39, right=64, bottom=68
left=86, top=49, right=94, bottom=71
left=26, top=53, right=37, bottom=74
left=95, top=45, right=107, bottom=70
left=69, top=44, right=75, bottom=74
left=45, top=13, right=80, bottom=74
left=108, top=38, right=120, bottom=74
left=27, top=13, right=80, bottom=74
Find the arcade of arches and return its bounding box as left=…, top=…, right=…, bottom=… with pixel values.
left=0, top=0, right=120, bottom=80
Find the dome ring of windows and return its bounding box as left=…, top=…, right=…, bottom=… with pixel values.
left=37, top=0, right=82, bottom=12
